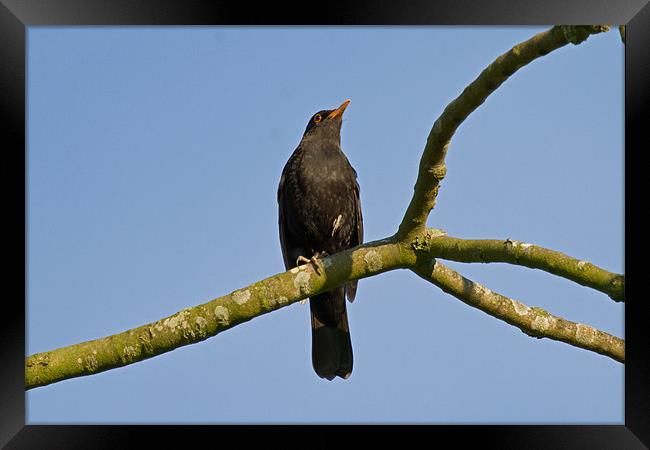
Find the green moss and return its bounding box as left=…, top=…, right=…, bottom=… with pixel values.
left=531, top=307, right=550, bottom=317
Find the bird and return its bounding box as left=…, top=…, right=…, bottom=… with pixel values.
left=277, top=99, right=363, bottom=380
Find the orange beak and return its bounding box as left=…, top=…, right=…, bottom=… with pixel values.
left=327, top=99, right=350, bottom=119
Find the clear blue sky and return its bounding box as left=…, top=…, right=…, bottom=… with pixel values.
left=27, top=27, right=624, bottom=424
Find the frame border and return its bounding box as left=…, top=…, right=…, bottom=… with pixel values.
left=2, top=0, right=646, bottom=447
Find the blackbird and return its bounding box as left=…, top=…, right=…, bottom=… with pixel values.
left=278, top=99, right=363, bottom=380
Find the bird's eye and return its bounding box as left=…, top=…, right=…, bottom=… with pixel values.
left=313, top=114, right=322, bottom=123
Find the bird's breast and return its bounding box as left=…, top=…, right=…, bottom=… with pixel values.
left=283, top=148, right=357, bottom=250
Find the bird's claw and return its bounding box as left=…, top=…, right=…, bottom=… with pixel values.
left=296, top=252, right=328, bottom=275
left=296, top=255, right=312, bottom=266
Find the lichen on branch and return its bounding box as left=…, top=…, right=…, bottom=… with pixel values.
left=25, top=239, right=407, bottom=390
left=420, top=234, right=624, bottom=302
left=411, top=259, right=624, bottom=363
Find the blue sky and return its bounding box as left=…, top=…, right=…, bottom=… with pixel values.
left=27, top=27, right=624, bottom=423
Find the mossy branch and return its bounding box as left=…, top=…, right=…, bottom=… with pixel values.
left=411, top=259, right=624, bottom=363
left=398, top=25, right=610, bottom=239
left=26, top=229, right=624, bottom=389
left=26, top=239, right=407, bottom=390
left=421, top=233, right=624, bottom=302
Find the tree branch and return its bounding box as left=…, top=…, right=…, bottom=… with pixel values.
left=397, top=25, right=610, bottom=239
left=411, top=259, right=624, bottom=363
left=27, top=229, right=624, bottom=389
left=422, top=233, right=624, bottom=302
left=26, top=238, right=409, bottom=390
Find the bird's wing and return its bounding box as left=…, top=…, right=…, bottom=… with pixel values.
left=277, top=170, right=292, bottom=270
left=345, top=177, right=363, bottom=303
left=353, top=178, right=363, bottom=247
left=278, top=166, right=307, bottom=270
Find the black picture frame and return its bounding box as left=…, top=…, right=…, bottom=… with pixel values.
left=2, top=0, right=646, bottom=448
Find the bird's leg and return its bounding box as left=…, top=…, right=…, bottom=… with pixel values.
left=295, top=255, right=315, bottom=305
left=297, top=254, right=321, bottom=274
left=308, top=251, right=330, bottom=275
left=296, top=255, right=312, bottom=266
left=296, top=252, right=329, bottom=275
left=294, top=252, right=329, bottom=305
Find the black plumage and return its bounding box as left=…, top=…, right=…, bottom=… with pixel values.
left=278, top=100, right=363, bottom=380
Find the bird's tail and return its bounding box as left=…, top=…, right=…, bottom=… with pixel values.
left=309, top=287, right=353, bottom=380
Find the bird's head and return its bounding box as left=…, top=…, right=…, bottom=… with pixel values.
left=303, top=99, right=350, bottom=138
